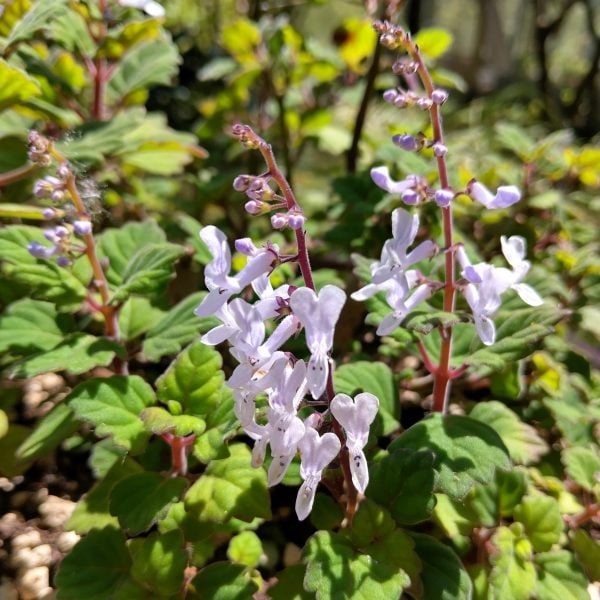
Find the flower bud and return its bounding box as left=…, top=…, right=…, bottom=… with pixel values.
left=56, top=256, right=72, bottom=267
left=233, top=175, right=252, bottom=192
left=416, top=97, right=433, bottom=110
left=432, top=142, right=448, bottom=157
left=42, top=208, right=56, bottom=220
left=44, top=230, right=59, bottom=244
left=382, top=89, right=398, bottom=104
left=271, top=213, right=288, bottom=229
left=244, top=200, right=265, bottom=215
left=401, top=189, right=419, bottom=205
left=54, top=226, right=69, bottom=239
left=73, top=220, right=92, bottom=235
left=56, top=162, right=71, bottom=179
left=393, top=95, right=408, bottom=108
left=431, top=89, right=448, bottom=105
left=27, top=241, right=49, bottom=259
left=434, top=189, right=454, bottom=208
left=287, top=212, right=305, bottom=230
left=392, top=134, right=419, bottom=152
left=234, top=238, right=257, bottom=256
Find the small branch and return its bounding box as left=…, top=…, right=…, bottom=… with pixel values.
left=161, top=433, right=197, bottom=477
left=0, top=163, right=37, bottom=188
left=564, top=503, right=600, bottom=529
left=417, top=340, right=437, bottom=374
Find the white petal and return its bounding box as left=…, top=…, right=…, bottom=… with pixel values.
left=251, top=436, right=268, bottom=467
left=194, top=288, right=231, bottom=318
left=405, top=240, right=436, bottom=266
left=349, top=448, right=369, bottom=494
left=263, top=315, right=298, bottom=355
left=469, top=182, right=495, bottom=207
left=355, top=393, right=379, bottom=425
left=227, top=363, right=256, bottom=389
left=351, top=283, right=381, bottom=301
left=376, top=312, right=402, bottom=336
left=455, top=245, right=472, bottom=270
left=200, top=226, right=231, bottom=285
left=201, top=324, right=238, bottom=345
left=268, top=452, right=295, bottom=487
left=295, top=478, right=318, bottom=521
left=512, top=283, right=544, bottom=306
left=235, top=251, right=276, bottom=289
left=307, top=353, right=328, bottom=399
left=370, top=166, right=412, bottom=194
left=476, top=315, right=496, bottom=346
left=501, top=235, right=526, bottom=268
left=391, top=208, right=419, bottom=248
left=490, top=185, right=521, bottom=209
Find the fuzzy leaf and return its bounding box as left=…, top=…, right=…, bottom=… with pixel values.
left=111, top=243, right=185, bottom=302
left=561, top=446, right=600, bottom=491
left=141, top=406, right=206, bottom=437
left=4, top=0, right=67, bottom=48
left=470, top=401, right=549, bottom=465
left=184, top=444, right=271, bottom=523
left=9, top=334, right=124, bottom=378
left=227, top=531, right=263, bottom=568
left=55, top=527, right=131, bottom=600
left=68, top=376, right=155, bottom=453
left=410, top=533, right=472, bottom=600
left=157, top=342, right=225, bottom=416
left=334, top=361, right=400, bottom=435
left=109, top=472, right=187, bottom=535
left=0, top=58, right=40, bottom=110
left=368, top=449, right=436, bottom=524
left=534, top=551, right=589, bottom=600
left=118, top=297, right=164, bottom=341
left=0, top=299, right=72, bottom=356
left=304, top=530, right=411, bottom=600
left=188, top=563, right=258, bottom=600
left=513, top=495, right=563, bottom=552
left=390, top=414, right=511, bottom=499
left=128, top=530, right=187, bottom=597
left=142, top=292, right=219, bottom=362
left=403, top=310, right=470, bottom=334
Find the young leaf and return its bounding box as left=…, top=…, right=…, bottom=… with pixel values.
left=412, top=28, right=454, bottom=60
left=390, top=414, right=511, bottom=499
left=184, top=444, right=271, bottom=523
left=141, top=407, right=206, bottom=437
left=55, top=527, right=131, bottom=600
left=410, top=533, right=472, bottom=600
left=304, top=530, right=411, bottom=600
left=561, top=446, right=600, bottom=491
left=188, top=563, right=258, bottom=600
left=227, top=531, right=263, bottom=568
left=16, top=402, right=77, bottom=462
left=118, top=297, right=165, bottom=341
left=142, top=292, right=219, bottom=362
left=0, top=59, right=41, bottom=110
left=513, top=495, right=563, bottom=552
left=157, top=342, right=225, bottom=417
left=334, top=361, right=400, bottom=435
left=111, top=243, right=185, bottom=302
left=129, top=530, right=188, bottom=597
left=9, top=334, right=124, bottom=378
left=68, top=375, right=155, bottom=454
left=0, top=298, right=72, bottom=355
left=534, top=550, right=589, bottom=600
left=489, top=525, right=537, bottom=600
left=4, top=0, right=67, bottom=48
left=368, top=449, right=436, bottom=524
left=109, top=472, right=188, bottom=535
left=469, top=401, right=549, bottom=465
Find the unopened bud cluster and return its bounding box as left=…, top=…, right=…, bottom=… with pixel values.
left=28, top=131, right=52, bottom=167
left=27, top=219, right=91, bottom=267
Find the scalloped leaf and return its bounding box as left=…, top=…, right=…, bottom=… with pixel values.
left=157, top=342, right=225, bottom=417
left=514, top=495, right=563, bottom=552
left=188, top=562, right=258, bottom=600
left=55, top=527, right=131, bottom=600
left=68, top=375, right=155, bottom=453
left=0, top=58, right=40, bottom=110
left=142, top=292, right=219, bottom=362
left=534, top=551, right=589, bottom=600
left=368, top=449, right=436, bottom=524
left=390, top=414, right=511, bottom=499
left=141, top=406, right=206, bottom=437
left=4, top=0, right=67, bottom=48
left=184, top=444, right=271, bottom=523
left=109, top=472, right=188, bottom=535
left=561, top=446, right=600, bottom=491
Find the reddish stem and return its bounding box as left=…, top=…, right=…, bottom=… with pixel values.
left=417, top=340, right=438, bottom=375
left=162, top=433, right=197, bottom=476
left=0, top=163, right=37, bottom=188
left=565, top=503, right=600, bottom=529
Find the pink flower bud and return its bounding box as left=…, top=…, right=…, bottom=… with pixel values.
left=416, top=97, right=433, bottom=110
left=431, top=89, right=448, bottom=105
left=434, top=189, right=454, bottom=208
left=287, top=212, right=305, bottom=230
left=392, top=134, right=419, bottom=151
left=234, top=238, right=256, bottom=256
left=233, top=175, right=252, bottom=192
left=56, top=256, right=72, bottom=267
left=56, top=162, right=71, bottom=179
left=244, top=200, right=264, bottom=215
left=42, top=208, right=56, bottom=220
left=73, top=220, right=92, bottom=235
left=54, top=226, right=69, bottom=239
left=382, top=89, right=398, bottom=103
left=271, top=213, right=288, bottom=229
left=401, top=189, right=419, bottom=205
left=432, top=142, right=448, bottom=157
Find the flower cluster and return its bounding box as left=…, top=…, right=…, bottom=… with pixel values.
left=195, top=223, right=379, bottom=520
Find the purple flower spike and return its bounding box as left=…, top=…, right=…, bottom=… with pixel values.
left=73, top=220, right=92, bottom=236
left=392, top=134, right=418, bottom=152
left=401, top=189, right=419, bottom=205
left=434, top=189, right=454, bottom=208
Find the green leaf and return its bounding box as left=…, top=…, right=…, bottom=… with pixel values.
left=514, top=495, right=563, bottom=552
left=403, top=310, right=470, bottom=334
left=410, top=533, right=472, bottom=600
left=96, top=220, right=166, bottom=286
left=157, top=342, right=225, bottom=416
left=176, top=214, right=212, bottom=264
left=112, top=243, right=185, bottom=302
left=227, top=531, right=263, bottom=568
left=129, top=530, right=187, bottom=596
left=489, top=525, right=537, bottom=600
left=368, top=449, right=436, bottom=524
left=0, top=410, right=7, bottom=439
left=188, top=563, right=258, bottom=600
left=268, top=565, right=313, bottom=600
left=470, top=401, right=549, bottom=465
left=118, top=297, right=164, bottom=341
left=9, top=334, right=123, bottom=378
left=390, top=414, right=511, bottom=499
left=413, top=28, right=454, bottom=60
left=55, top=527, right=131, bottom=600
left=570, top=529, right=600, bottom=581
left=50, top=9, right=95, bottom=55
left=107, top=39, right=180, bottom=103
left=67, top=458, right=142, bottom=534
left=0, top=59, right=40, bottom=110
left=495, top=123, right=536, bottom=160
left=334, top=361, right=400, bottom=435
left=0, top=225, right=87, bottom=309
left=304, top=530, right=411, bottom=600
left=141, top=407, right=206, bottom=437
left=0, top=424, right=33, bottom=477
left=109, top=472, right=187, bottom=535
left=4, top=0, right=67, bottom=48
left=562, top=446, right=600, bottom=491
left=348, top=499, right=396, bottom=547
left=184, top=444, right=271, bottom=523
left=68, top=376, right=155, bottom=453
left=16, top=402, right=77, bottom=462
left=0, top=299, right=72, bottom=355
left=142, top=292, right=219, bottom=362
left=534, top=551, right=589, bottom=600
